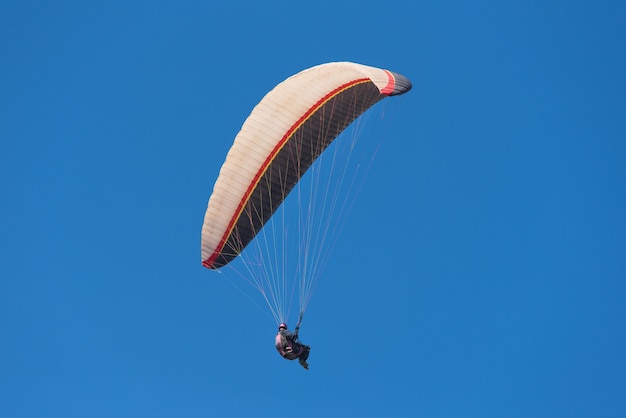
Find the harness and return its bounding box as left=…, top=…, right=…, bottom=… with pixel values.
left=275, top=311, right=306, bottom=360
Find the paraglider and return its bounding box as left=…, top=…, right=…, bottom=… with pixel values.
left=201, top=62, right=411, bottom=367
left=275, top=323, right=310, bottom=370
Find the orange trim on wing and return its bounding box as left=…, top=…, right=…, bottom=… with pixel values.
left=204, top=78, right=373, bottom=268
left=380, top=70, right=396, bottom=96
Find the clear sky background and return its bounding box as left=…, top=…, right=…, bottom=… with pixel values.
left=2, top=1, right=625, bottom=417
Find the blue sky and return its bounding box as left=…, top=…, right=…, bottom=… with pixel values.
left=2, top=1, right=625, bottom=417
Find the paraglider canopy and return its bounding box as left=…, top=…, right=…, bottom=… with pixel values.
left=201, top=62, right=411, bottom=270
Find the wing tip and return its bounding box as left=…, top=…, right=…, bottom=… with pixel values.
left=385, top=71, right=412, bottom=96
